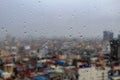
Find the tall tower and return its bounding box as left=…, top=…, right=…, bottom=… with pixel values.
left=118, top=34, right=120, bottom=40
left=103, top=31, right=114, bottom=42
left=110, top=39, right=120, bottom=61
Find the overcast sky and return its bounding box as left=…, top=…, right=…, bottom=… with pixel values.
left=0, top=0, right=120, bottom=39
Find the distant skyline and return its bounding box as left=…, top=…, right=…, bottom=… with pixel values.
left=0, top=0, right=120, bottom=38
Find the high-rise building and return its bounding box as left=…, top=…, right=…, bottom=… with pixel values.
left=118, top=34, right=120, bottom=40
left=110, top=39, right=120, bottom=61
left=103, top=31, right=114, bottom=41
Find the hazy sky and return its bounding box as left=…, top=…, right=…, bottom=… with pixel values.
left=0, top=0, right=120, bottom=38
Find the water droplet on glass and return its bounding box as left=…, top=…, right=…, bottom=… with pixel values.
left=35, top=30, right=38, bottom=33
left=70, top=27, right=73, bottom=30
left=58, top=15, right=62, bottom=19
left=5, top=30, right=8, bottom=33
left=1, top=27, right=5, bottom=30
left=24, top=26, right=26, bottom=28
left=72, top=14, right=75, bottom=18
left=38, top=1, right=41, bottom=3
left=69, top=35, right=72, bottom=38
left=24, top=21, right=26, bottom=24
left=80, top=35, right=83, bottom=38
left=83, top=25, right=86, bottom=28
left=24, top=32, right=27, bottom=34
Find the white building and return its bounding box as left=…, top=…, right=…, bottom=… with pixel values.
left=78, top=67, right=110, bottom=80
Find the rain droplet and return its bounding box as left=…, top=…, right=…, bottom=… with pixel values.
left=83, top=25, right=86, bottom=28
left=72, top=14, right=75, bottom=18
left=23, top=26, right=27, bottom=29
left=5, top=30, right=8, bottom=33
left=38, top=1, right=41, bottom=3
left=69, top=35, right=72, bottom=38
left=24, top=32, right=27, bottom=34
left=80, top=35, right=83, bottom=38
left=35, top=30, right=38, bottom=33
left=24, top=21, right=26, bottom=24
left=1, top=27, right=5, bottom=30
left=58, top=15, right=62, bottom=19
left=70, top=27, right=73, bottom=30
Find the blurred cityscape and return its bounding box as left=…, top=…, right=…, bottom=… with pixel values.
left=0, top=31, right=119, bottom=80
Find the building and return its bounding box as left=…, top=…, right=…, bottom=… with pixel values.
left=0, top=49, right=10, bottom=57
left=78, top=67, right=110, bottom=80
left=110, top=39, right=120, bottom=61
left=103, top=31, right=114, bottom=42
left=118, top=34, right=120, bottom=40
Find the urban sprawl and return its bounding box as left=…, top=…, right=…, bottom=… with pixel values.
left=0, top=31, right=120, bottom=80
